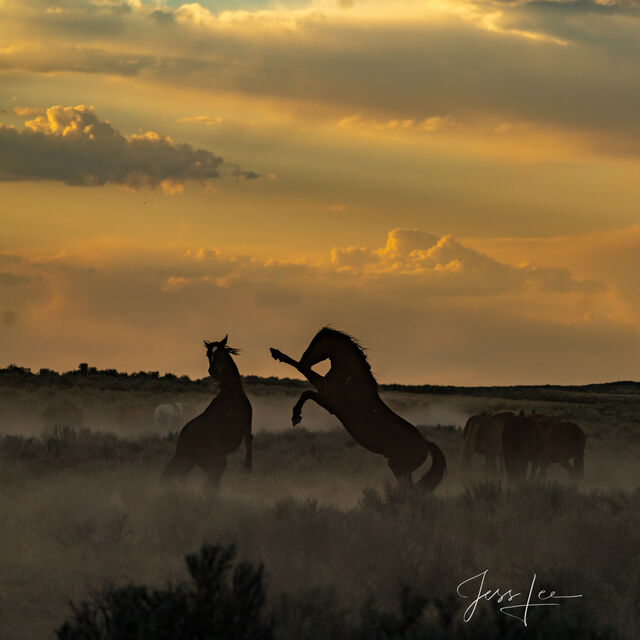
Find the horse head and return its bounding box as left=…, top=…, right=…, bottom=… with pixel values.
left=204, top=335, right=240, bottom=379
left=300, top=327, right=374, bottom=385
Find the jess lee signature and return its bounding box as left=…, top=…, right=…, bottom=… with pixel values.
left=456, top=570, right=583, bottom=627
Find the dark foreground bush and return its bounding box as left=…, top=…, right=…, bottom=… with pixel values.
left=275, top=585, right=622, bottom=640
left=56, top=545, right=272, bottom=640
left=57, top=544, right=622, bottom=640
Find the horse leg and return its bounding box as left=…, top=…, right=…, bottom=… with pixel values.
left=291, top=390, right=331, bottom=426
left=204, top=457, right=227, bottom=489
left=459, top=424, right=478, bottom=477
left=243, top=432, right=253, bottom=471
left=270, top=348, right=325, bottom=389
left=485, top=454, right=498, bottom=476
left=388, top=441, right=433, bottom=489
left=560, top=460, right=577, bottom=480
left=388, top=457, right=413, bottom=488
left=536, top=462, right=548, bottom=482
left=162, top=453, right=194, bottom=482
left=572, top=445, right=585, bottom=481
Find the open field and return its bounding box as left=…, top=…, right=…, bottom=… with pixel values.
left=0, top=369, right=639, bottom=638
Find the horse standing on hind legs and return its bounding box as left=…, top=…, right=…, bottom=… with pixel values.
left=270, top=327, right=447, bottom=491
left=162, top=336, right=253, bottom=488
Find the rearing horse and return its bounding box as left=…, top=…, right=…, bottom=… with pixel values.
left=270, top=327, right=446, bottom=491
left=163, top=336, right=253, bottom=487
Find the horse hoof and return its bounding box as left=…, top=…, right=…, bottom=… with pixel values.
left=292, top=416, right=301, bottom=426
left=269, top=348, right=280, bottom=360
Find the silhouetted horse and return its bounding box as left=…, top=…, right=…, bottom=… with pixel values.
left=460, top=412, right=509, bottom=478
left=163, top=336, right=252, bottom=487
left=501, top=411, right=540, bottom=484
left=531, top=414, right=585, bottom=480
left=270, top=327, right=446, bottom=491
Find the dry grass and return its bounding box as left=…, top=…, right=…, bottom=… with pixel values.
left=0, top=379, right=638, bottom=638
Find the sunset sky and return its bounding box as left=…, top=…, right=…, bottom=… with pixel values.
left=1, top=0, right=640, bottom=384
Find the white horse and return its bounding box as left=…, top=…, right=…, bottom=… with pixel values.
left=154, top=402, right=184, bottom=432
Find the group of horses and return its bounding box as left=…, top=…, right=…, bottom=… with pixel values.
left=162, top=327, right=585, bottom=491
left=460, top=411, right=585, bottom=483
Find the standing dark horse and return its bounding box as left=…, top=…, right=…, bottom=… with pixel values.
left=501, top=411, right=541, bottom=483
left=460, top=412, right=509, bottom=478
left=531, top=414, right=585, bottom=481
left=162, top=336, right=253, bottom=487
left=270, top=328, right=446, bottom=491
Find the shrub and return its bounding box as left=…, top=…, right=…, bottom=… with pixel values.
left=56, top=544, right=272, bottom=640
left=56, top=543, right=623, bottom=640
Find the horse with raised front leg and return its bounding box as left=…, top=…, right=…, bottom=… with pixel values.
left=163, top=335, right=253, bottom=488
left=270, top=327, right=446, bottom=491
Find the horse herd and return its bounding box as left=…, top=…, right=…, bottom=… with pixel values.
left=461, top=411, right=585, bottom=484
left=162, top=327, right=586, bottom=491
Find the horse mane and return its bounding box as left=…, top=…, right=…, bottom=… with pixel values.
left=315, top=327, right=375, bottom=382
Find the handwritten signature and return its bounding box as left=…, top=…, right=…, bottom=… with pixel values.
left=456, top=570, right=583, bottom=627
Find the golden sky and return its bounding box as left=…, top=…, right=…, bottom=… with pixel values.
left=1, top=0, right=640, bottom=384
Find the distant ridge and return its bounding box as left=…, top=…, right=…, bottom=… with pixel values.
left=1, top=364, right=639, bottom=401
left=379, top=380, right=640, bottom=402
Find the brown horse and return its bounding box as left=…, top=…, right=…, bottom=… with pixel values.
left=162, top=336, right=253, bottom=487
left=460, top=412, right=510, bottom=478
left=270, top=327, right=446, bottom=491
left=531, top=414, right=585, bottom=480
left=501, top=411, right=541, bottom=484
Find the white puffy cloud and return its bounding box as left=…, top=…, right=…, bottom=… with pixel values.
left=0, top=105, right=257, bottom=191
left=330, top=228, right=602, bottom=296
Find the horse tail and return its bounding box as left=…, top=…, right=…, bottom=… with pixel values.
left=418, top=440, right=447, bottom=492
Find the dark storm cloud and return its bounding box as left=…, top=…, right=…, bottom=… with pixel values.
left=0, top=105, right=257, bottom=190
left=0, top=45, right=156, bottom=77
left=2, top=0, right=640, bottom=147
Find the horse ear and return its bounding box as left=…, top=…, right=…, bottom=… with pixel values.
left=204, top=340, right=210, bottom=348
left=220, top=335, right=228, bottom=347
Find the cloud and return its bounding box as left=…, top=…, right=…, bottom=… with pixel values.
left=0, top=107, right=46, bottom=117
left=0, top=272, right=37, bottom=287
left=0, top=228, right=633, bottom=384
left=330, top=229, right=602, bottom=296
left=0, top=105, right=257, bottom=190
left=1, top=0, right=640, bottom=154
left=336, top=115, right=456, bottom=134
left=178, top=115, right=224, bottom=125
left=468, top=224, right=640, bottom=326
